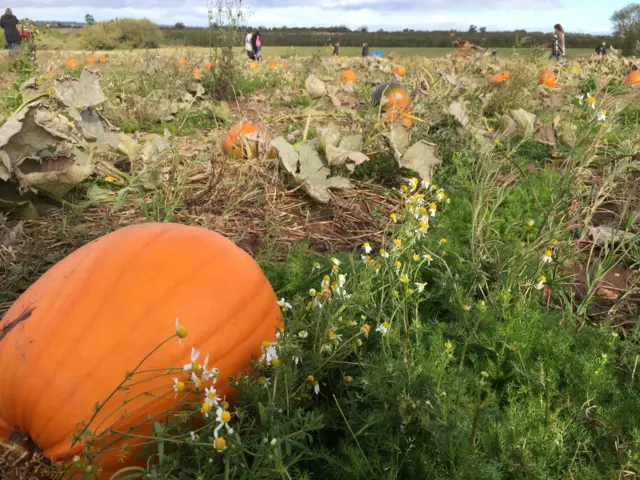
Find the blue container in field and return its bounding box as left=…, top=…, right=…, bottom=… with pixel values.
left=372, top=50, right=383, bottom=56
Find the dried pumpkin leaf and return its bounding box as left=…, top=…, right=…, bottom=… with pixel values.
left=399, top=140, right=441, bottom=179
left=588, top=225, right=635, bottom=246
left=55, top=69, right=106, bottom=109
left=305, top=75, right=326, bottom=98
left=448, top=101, right=469, bottom=127
left=535, top=122, right=557, bottom=146
left=325, top=143, right=369, bottom=172
left=16, top=148, right=92, bottom=199
left=510, top=109, right=537, bottom=137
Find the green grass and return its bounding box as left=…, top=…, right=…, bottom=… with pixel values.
left=34, top=46, right=596, bottom=59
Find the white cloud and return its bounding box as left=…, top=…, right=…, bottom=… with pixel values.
left=17, top=0, right=612, bottom=33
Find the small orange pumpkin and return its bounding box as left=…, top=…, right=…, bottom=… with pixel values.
left=98, top=53, right=107, bottom=63
left=624, top=71, right=640, bottom=87
left=178, top=57, right=188, bottom=66
left=205, top=61, right=214, bottom=70
left=371, top=82, right=411, bottom=112
left=392, top=65, right=406, bottom=76
left=269, top=61, right=279, bottom=69
left=193, top=69, right=202, bottom=80
left=65, top=58, right=79, bottom=68
left=223, top=121, right=276, bottom=159
left=342, top=70, right=357, bottom=83
left=490, top=71, right=511, bottom=84
left=84, top=55, right=96, bottom=65
left=0, top=223, right=282, bottom=477
left=250, top=61, right=259, bottom=70
left=539, top=69, right=556, bottom=87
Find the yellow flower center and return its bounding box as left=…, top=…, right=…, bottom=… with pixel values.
left=587, top=97, right=595, bottom=104
left=257, top=377, right=266, bottom=385
left=175, top=381, right=185, bottom=391
left=262, top=340, right=271, bottom=348
left=394, top=239, right=402, bottom=246
left=201, top=402, right=211, bottom=414
left=221, top=410, right=231, bottom=423
left=214, top=437, right=227, bottom=451
left=307, top=375, right=315, bottom=383
left=176, top=326, right=188, bottom=339
left=271, top=358, right=281, bottom=367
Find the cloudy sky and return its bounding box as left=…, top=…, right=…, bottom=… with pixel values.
left=16, top=0, right=626, bottom=33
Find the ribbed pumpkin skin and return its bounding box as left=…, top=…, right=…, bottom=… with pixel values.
left=490, top=71, right=511, bottom=83
left=0, top=223, right=282, bottom=476
left=539, top=70, right=556, bottom=87
left=371, top=82, right=410, bottom=112
left=625, top=71, right=640, bottom=87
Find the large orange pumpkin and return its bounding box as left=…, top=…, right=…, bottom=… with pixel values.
left=223, top=121, right=276, bottom=159
left=0, top=223, right=282, bottom=477
left=342, top=70, right=357, bottom=83
left=98, top=54, right=107, bottom=64
left=392, top=65, right=406, bottom=76
left=250, top=61, right=259, bottom=70
left=65, top=58, right=79, bottom=68
left=490, top=71, right=511, bottom=84
left=371, top=82, right=411, bottom=112
left=85, top=55, right=96, bottom=65
left=624, top=71, right=640, bottom=87
left=178, top=57, right=187, bottom=66
left=539, top=69, right=556, bottom=87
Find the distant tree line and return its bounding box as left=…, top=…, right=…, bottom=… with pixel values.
left=163, top=26, right=615, bottom=49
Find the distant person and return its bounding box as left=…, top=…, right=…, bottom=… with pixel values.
left=245, top=31, right=255, bottom=60
left=332, top=41, right=340, bottom=56
left=362, top=42, right=369, bottom=57
left=0, top=8, right=20, bottom=51
left=251, top=31, right=262, bottom=61
left=596, top=41, right=606, bottom=59
left=554, top=23, right=565, bottom=58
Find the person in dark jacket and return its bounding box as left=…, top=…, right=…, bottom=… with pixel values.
left=596, top=41, right=607, bottom=59
left=1, top=8, right=20, bottom=50
left=332, top=41, right=340, bottom=56
left=362, top=42, right=369, bottom=57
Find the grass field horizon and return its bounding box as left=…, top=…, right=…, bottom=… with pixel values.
left=34, top=46, right=596, bottom=58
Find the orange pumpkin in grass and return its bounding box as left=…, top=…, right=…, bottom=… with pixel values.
left=624, top=71, right=640, bottom=87
left=223, top=121, right=276, bottom=159
left=342, top=70, right=357, bottom=83
left=250, top=61, right=259, bottom=69
left=371, top=82, right=411, bottom=112
left=84, top=55, right=96, bottom=65
left=98, top=54, right=107, bottom=63
left=269, top=61, right=279, bottom=69
left=0, top=223, right=282, bottom=478
left=193, top=69, right=202, bottom=80
left=490, top=71, right=511, bottom=84
left=205, top=61, right=214, bottom=71
left=178, top=57, right=188, bottom=66
left=392, top=65, right=406, bottom=76
left=539, top=69, right=556, bottom=87
left=65, top=58, right=79, bottom=68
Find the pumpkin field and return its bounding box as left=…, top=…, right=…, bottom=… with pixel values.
left=1, top=38, right=640, bottom=480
